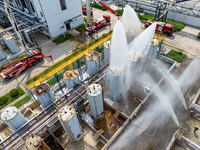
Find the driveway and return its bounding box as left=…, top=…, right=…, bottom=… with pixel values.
left=164, top=26, right=200, bottom=58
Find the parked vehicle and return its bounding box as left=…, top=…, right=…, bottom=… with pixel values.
left=0, top=50, right=52, bottom=80
left=143, top=20, right=174, bottom=36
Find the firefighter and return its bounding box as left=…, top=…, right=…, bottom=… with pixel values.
left=193, top=126, right=199, bottom=133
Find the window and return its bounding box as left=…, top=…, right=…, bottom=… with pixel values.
left=59, top=0, right=67, bottom=10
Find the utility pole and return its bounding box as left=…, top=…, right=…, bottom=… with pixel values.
left=86, top=0, right=91, bottom=27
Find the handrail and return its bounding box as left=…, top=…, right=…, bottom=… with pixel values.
left=26, top=34, right=112, bottom=90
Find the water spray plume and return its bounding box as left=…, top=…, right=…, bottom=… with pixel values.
left=178, top=58, right=200, bottom=92
left=110, top=20, right=128, bottom=69
left=122, top=4, right=142, bottom=43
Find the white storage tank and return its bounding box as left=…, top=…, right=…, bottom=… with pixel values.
left=87, top=83, right=104, bottom=119
left=63, top=70, right=79, bottom=90
left=3, top=34, right=19, bottom=54
left=57, top=104, right=82, bottom=142
left=24, top=135, right=50, bottom=150
left=86, top=52, right=99, bottom=76
left=144, top=39, right=159, bottom=71
left=148, top=39, right=159, bottom=60
left=34, top=83, right=55, bottom=109
left=109, top=67, right=124, bottom=101
left=0, top=47, right=6, bottom=61
left=1, top=106, right=27, bottom=131
left=104, top=41, right=111, bottom=64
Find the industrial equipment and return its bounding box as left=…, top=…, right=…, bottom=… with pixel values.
left=0, top=49, right=52, bottom=80
left=57, top=104, right=82, bottom=142
left=63, top=70, right=79, bottom=90
left=1, top=106, right=27, bottom=131
left=87, top=83, right=104, bottom=119
left=103, top=40, right=111, bottom=64
left=24, top=135, right=51, bottom=150
left=84, top=14, right=111, bottom=33
left=86, top=52, right=99, bottom=75
left=34, top=83, right=55, bottom=108
left=143, top=20, right=174, bottom=36
left=95, top=0, right=117, bottom=15
left=82, top=4, right=93, bottom=16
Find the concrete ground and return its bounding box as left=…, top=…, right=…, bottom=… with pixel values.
left=0, top=31, right=87, bottom=97
left=0, top=2, right=200, bottom=149
left=164, top=26, right=200, bottom=58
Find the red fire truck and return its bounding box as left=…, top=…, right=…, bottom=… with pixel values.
left=143, top=20, right=174, bottom=36
left=0, top=50, right=52, bottom=80
left=84, top=14, right=111, bottom=33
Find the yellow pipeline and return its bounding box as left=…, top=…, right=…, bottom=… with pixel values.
left=27, top=34, right=112, bottom=90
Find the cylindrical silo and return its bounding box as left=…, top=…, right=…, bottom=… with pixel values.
left=147, top=39, right=159, bottom=60
left=87, top=83, right=104, bottom=120
left=109, top=67, right=124, bottom=101
left=1, top=106, right=27, bottom=131
left=0, top=47, right=6, bottom=61
left=144, top=39, right=159, bottom=72
left=24, top=135, right=50, bottom=150
left=34, top=83, right=55, bottom=109
left=63, top=70, right=79, bottom=90
left=86, top=53, right=99, bottom=76
left=103, top=41, right=111, bottom=64
left=57, top=104, right=82, bottom=142
left=3, top=34, right=19, bottom=54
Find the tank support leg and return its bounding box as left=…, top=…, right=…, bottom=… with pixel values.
left=55, top=73, right=64, bottom=95
left=29, top=90, right=42, bottom=111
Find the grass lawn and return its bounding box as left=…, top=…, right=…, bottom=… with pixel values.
left=116, top=9, right=124, bottom=16
left=0, top=54, right=28, bottom=73
left=76, top=24, right=85, bottom=32
left=13, top=96, right=31, bottom=108
left=0, top=87, right=25, bottom=109
left=46, top=71, right=65, bottom=85
left=26, top=30, right=113, bottom=86
left=92, top=3, right=107, bottom=11
left=52, top=33, right=73, bottom=44
left=165, top=50, right=186, bottom=63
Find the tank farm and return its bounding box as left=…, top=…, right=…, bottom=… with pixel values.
left=0, top=4, right=197, bottom=150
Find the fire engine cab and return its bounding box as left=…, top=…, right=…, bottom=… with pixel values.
left=143, top=20, right=174, bottom=36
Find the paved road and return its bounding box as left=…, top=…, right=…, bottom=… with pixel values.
left=164, top=26, right=200, bottom=58
left=0, top=32, right=86, bottom=96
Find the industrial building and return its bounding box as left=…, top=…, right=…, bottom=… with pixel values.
left=0, top=0, right=84, bottom=38
left=0, top=0, right=84, bottom=66
left=0, top=0, right=200, bottom=150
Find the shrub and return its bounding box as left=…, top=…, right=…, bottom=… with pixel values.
left=197, top=32, right=200, bottom=39
left=0, top=97, right=8, bottom=106
left=10, top=89, right=19, bottom=98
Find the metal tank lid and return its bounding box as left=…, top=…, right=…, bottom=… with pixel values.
left=104, top=41, right=111, bottom=49
left=1, top=106, right=18, bottom=122
left=109, top=67, right=124, bottom=76
left=87, top=83, right=102, bottom=96
left=63, top=70, right=78, bottom=80
left=25, top=135, right=44, bottom=149
left=34, top=83, right=50, bottom=96
left=57, top=105, right=75, bottom=122
left=151, top=39, right=159, bottom=46
left=2, top=34, right=13, bottom=40
left=86, top=52, right=98, bottom=61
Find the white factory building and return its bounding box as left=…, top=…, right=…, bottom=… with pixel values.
left=10, top=0, right=84, bottom=38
